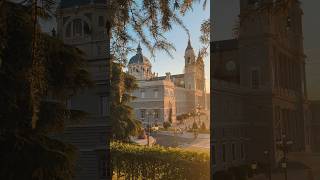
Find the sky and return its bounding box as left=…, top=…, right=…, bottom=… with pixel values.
left=213, top=0, right=320, bottom=100
left=127, top=2, right=211, bottom=92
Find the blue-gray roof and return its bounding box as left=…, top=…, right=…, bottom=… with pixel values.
left=59, top=0, right=105, bottom=8
left=128, top=54, right=151, bottom=65
left=128, top=44, right=151, bottom=65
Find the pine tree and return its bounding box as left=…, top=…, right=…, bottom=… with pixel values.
left=0, top=2, right=92, bottom=179
left=110, top=63, right=141, bottom=141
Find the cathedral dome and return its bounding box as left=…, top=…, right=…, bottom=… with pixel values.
left=128, top=44, right=151, bottom=65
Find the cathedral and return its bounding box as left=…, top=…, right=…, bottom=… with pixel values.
left=128, top=40, right=207, bottom=126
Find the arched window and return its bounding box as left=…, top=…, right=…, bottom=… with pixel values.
left=65, top=22, right=72, bottom=37
left=66, top=18, right=91, bottom=38
left=73, top=19, right=82, bottom=36
left=84, top=21, right=90, bottom=35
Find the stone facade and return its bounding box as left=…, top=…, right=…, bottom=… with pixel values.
left=211, top=80, right=250, bottom=172
left=56, top=1, right=111, bottom=180
left=130, top=79, right=177, bottom=126
left=128, top=40, right=207, bottom=126
left=212, top=0, right=310, bottom=173
left=310, top=100, right=320, bottom=152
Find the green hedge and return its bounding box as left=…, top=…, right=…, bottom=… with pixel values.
left=111, top=142, right=210, bottom=180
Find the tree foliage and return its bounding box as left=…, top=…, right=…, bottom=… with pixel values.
left=108, top=0, right=208, bottom=64
left=110, top=63, right=141, bottom=141
left=199, top=18, right=210, bottom=58
left=0, top=2, right=92, bottom=179
left=111, top=141, right=210, bottom=180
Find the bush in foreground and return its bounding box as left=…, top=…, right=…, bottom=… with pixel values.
left=111, top=142, right=210, bottom=180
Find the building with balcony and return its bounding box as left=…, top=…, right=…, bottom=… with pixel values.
left=211, top=0, right=310, bottom=175
left=55, top=1, right=111, bottom=179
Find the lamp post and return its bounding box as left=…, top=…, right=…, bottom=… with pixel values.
left=187, top=112, right=191, bottom=130
left=146, top=112, right=150, bottom=146
left=196, top=104, right=202, bottom=125
left=197, top=111, right=201, bottom=124
left=251, top=161, right=258, bottom=176
left=276, top=134, right=293, bottom=180
left=193, top=108, right=196, bottom=124
left=146, top=111, right=156, bottom=146
left=264, top=150, right=272, bottom=180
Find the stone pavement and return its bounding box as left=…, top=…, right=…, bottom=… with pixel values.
left=248, top=151, right=320, bottom=180
left=157, top=131, right=210, bottom=149
left=248, top=169, right=312, bottom=180
left=157, top=131, right=210, bottom=139
left=288, top=152, right=320, bottom=180
left=131, top=136, right=156, bottom=146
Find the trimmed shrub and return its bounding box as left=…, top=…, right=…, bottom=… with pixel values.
left=111, top=142, right=210, bottom=180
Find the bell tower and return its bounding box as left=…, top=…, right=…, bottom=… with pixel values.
left=184, top=39, right=196, bottom=90
left=185, top=39, right=196, bottom=66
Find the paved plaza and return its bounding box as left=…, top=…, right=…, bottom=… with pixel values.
left=156, top=131, right=210, bottom=150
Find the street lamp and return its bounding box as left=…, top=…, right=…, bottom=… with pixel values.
left=251, top=161, right=258, bottom=175
left=286, top=17, right=291, bottom=31
left=185, top=113, right=191, bottom=130
left=197, top=111, right=201, bottom=125
left=281, top=161, right=287, bottom=180
left=146, top=111, right=151, bottom=146
left=276, top=134, right=293, bottom=180
left=264, top=150, right=272, bottom=180
left=196, top=104, right=202, bottom=125
left=192, top=108, right=199, bottom=139
left=146, top=111, right=156, bottom=146
left=193, top=108, right=196, bottom=124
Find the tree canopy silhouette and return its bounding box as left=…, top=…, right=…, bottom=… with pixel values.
left=0, top=2, right=92, bottom=179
